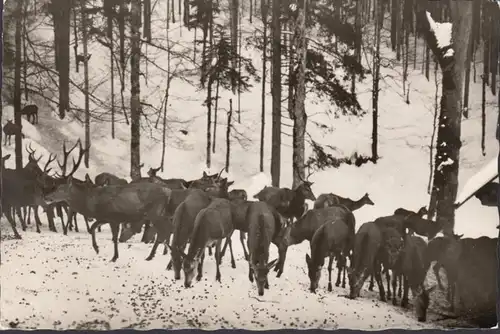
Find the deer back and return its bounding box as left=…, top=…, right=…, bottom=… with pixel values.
left=21, top=104, right=38, bottom=115
left=188, top=198, right=234, bottom=256
left=289, top=206, right=353, bottom=245
left=247, top=202, right=277, bottom=265
left=310, top=220, right=349, bottom=266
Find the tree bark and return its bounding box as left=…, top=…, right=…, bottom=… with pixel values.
left=81, top=0, right=90, bottom=168
left=52, top=0, right=71, bottom=119
left=271, top=0, right=281, bottom=186
left=14, top=0, right=23, bottom=169
left=130, top=0, right=142, bottom=180
left=260, top=0, right=268, bottom=173
left=291, top=0, right=307, bottom=189
left=372, top=0, right=381, bottom=162
left=424, top=1, right=473, bottom=236
left=206, top=76, right=213, bottom=168
left=226, top=99, right=233, bottom=172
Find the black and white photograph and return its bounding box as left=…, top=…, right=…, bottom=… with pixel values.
left=1, top=0, right=499, bottom=330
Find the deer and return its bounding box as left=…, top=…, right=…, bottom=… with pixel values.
left=254, top=179, right=316, bottom=225
left=314, top=192, right=375, bottom=211
left=394, top=234, right=436, bottom=322
left=131, top=165, right=191, bottom=190
left=1, top=150, right=51, bottom=238
left=348, top=221, right=389, bottom=301
left=305, top=219, right=350, bottom=294
left=118, top=171, right=229, bottom=257
left=246, top=201, right=280, bottom=296
left=178, top=198, right=236, bottom=288
left=424, top=233, right=463, bottom=311
left=43, top=175, right=174, bottom=262
left=3, top=120, right=25, bottom=146
left=95, top=172, right=128, bottom=186
left=19, top=104, right=39, bottom=124
left=228, top=189, right=248, bottom=201
left=37, top=139, right=89, bottom=235
left=283, top=205, right=356, bottom=288
left=377, top=227, right=405, bottom=303
left=169, top=178, right=234, bottom=280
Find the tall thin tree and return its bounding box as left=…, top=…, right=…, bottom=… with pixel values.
left=81, top=0, right=90, bottom=168
left=130, top=0, right=142, bottom=180
left=271, top=0, right=281, bottom=186
left=14, top=0, right=23, bottom=169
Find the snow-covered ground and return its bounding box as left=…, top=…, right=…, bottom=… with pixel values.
left=1, top=3, right=499, bottom=329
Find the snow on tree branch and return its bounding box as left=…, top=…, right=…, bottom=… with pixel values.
left=425, top=11, right=453, bottom=57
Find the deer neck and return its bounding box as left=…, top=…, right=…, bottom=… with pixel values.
left=349, top=197, right=368, bottom=211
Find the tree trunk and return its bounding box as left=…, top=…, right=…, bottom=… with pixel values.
left=237, top=3, right=242, bottom=123
left=110, top=32, right=115, bottom=139
left=130, top=0, right=142, bottom=180
left=428, top=58, right=440, bottom=195
left=424, top=1, right=473, bottom=236
left=352, top=0, right=361, bottom=95
left=271, top=0, right=281, bottom=186
left=230, top=0, right=239, bottom=94
left=260, top=0, right=268, bottom=172
left=481, top=72, right=486, bottom=155
left=14, top=0, right=23, bottom=169
left=206, top=76, right=213, bottom=168
left=291, top=0, right=307, bottom=189
left=463, top=22, right=473, bottom=119
left=372, top=0, right=381, bottom=162
left=390, top=0, right=397, bottom=50
left=52, top=0, right=71, bottom=119
left=226, top=99, right=233, bottom=172
left=213, top=79, right=219, bottom=154
left=161, top=17, right=172, bottom=171
left=81, top=0, right=90, bottom=168
left=22, top=0, right=28, bottom=101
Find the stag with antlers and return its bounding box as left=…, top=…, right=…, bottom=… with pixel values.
left=38, top=139, right=89, bottom=234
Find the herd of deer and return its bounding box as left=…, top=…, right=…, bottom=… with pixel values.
left=1, top=139, right=478, bottom=324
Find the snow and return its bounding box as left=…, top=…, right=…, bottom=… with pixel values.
left=1, top=1, right=499, bottom=330
left=425, top=12, right=452, bottom=49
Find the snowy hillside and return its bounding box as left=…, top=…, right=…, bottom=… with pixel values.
left=1, top=1, right=499, bottom=330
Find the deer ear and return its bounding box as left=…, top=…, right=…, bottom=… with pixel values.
left=227, top=181, right=234, bottom=187
left=85, top=173, right=92, bottom=183
left=202, top=171, right=208, bottom=178
left=305, top=254, right=311, bottom=264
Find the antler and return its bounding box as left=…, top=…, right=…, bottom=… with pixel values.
left=26, top=142, right=42, bottom=163
left=42, top=152, right=57, bottom=174
left=57, top=139, right=87, bottom=177
left=298, top=166, right=314, bottom=185
left=217, top=167, right=225, bottom=179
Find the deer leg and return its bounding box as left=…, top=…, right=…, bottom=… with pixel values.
left=23, top=206, right=29, bottom=225
left=5, top=206, right=22, bottom=239
left=328, top=255, right=334, bottom=292
left=46, top=208, right=57, bottom=233
left=83, top=215, right=91, bottom=233
left=220, top=231, right=232, bottom=261
left=401, top=276, right=410, bottom=308
left=90, top=221, right=103, bottom=254
left=248, top=259, right=254, bottom=283
left=391, top=271, right=398, bottom=305
left=240, top=231, right=249, bottom=261
left=215, top=240, right=222, bottom=282
left=386, top=269, right=392, bottom=300
left=335, top=256, right=342, bottom=287
left=196, top=250, right=205, bottom=281
left=33, top=206, right=41, bottom=233
left=227, top=236, right=236, bottom=269
left=374, top=263, right=386, bottom=302
left=15, top=207, right=27, bottom=231
left=141, top=222, right=150, bottom=243
left=274, top=241, right=288, bottom=278
left=368, top=274, right=375, bottom=291
left=110, top=222, right=120, bottom=262
left=145, top=236, right=162, bottom=261
left=398, top=274, right=403, bottom=297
